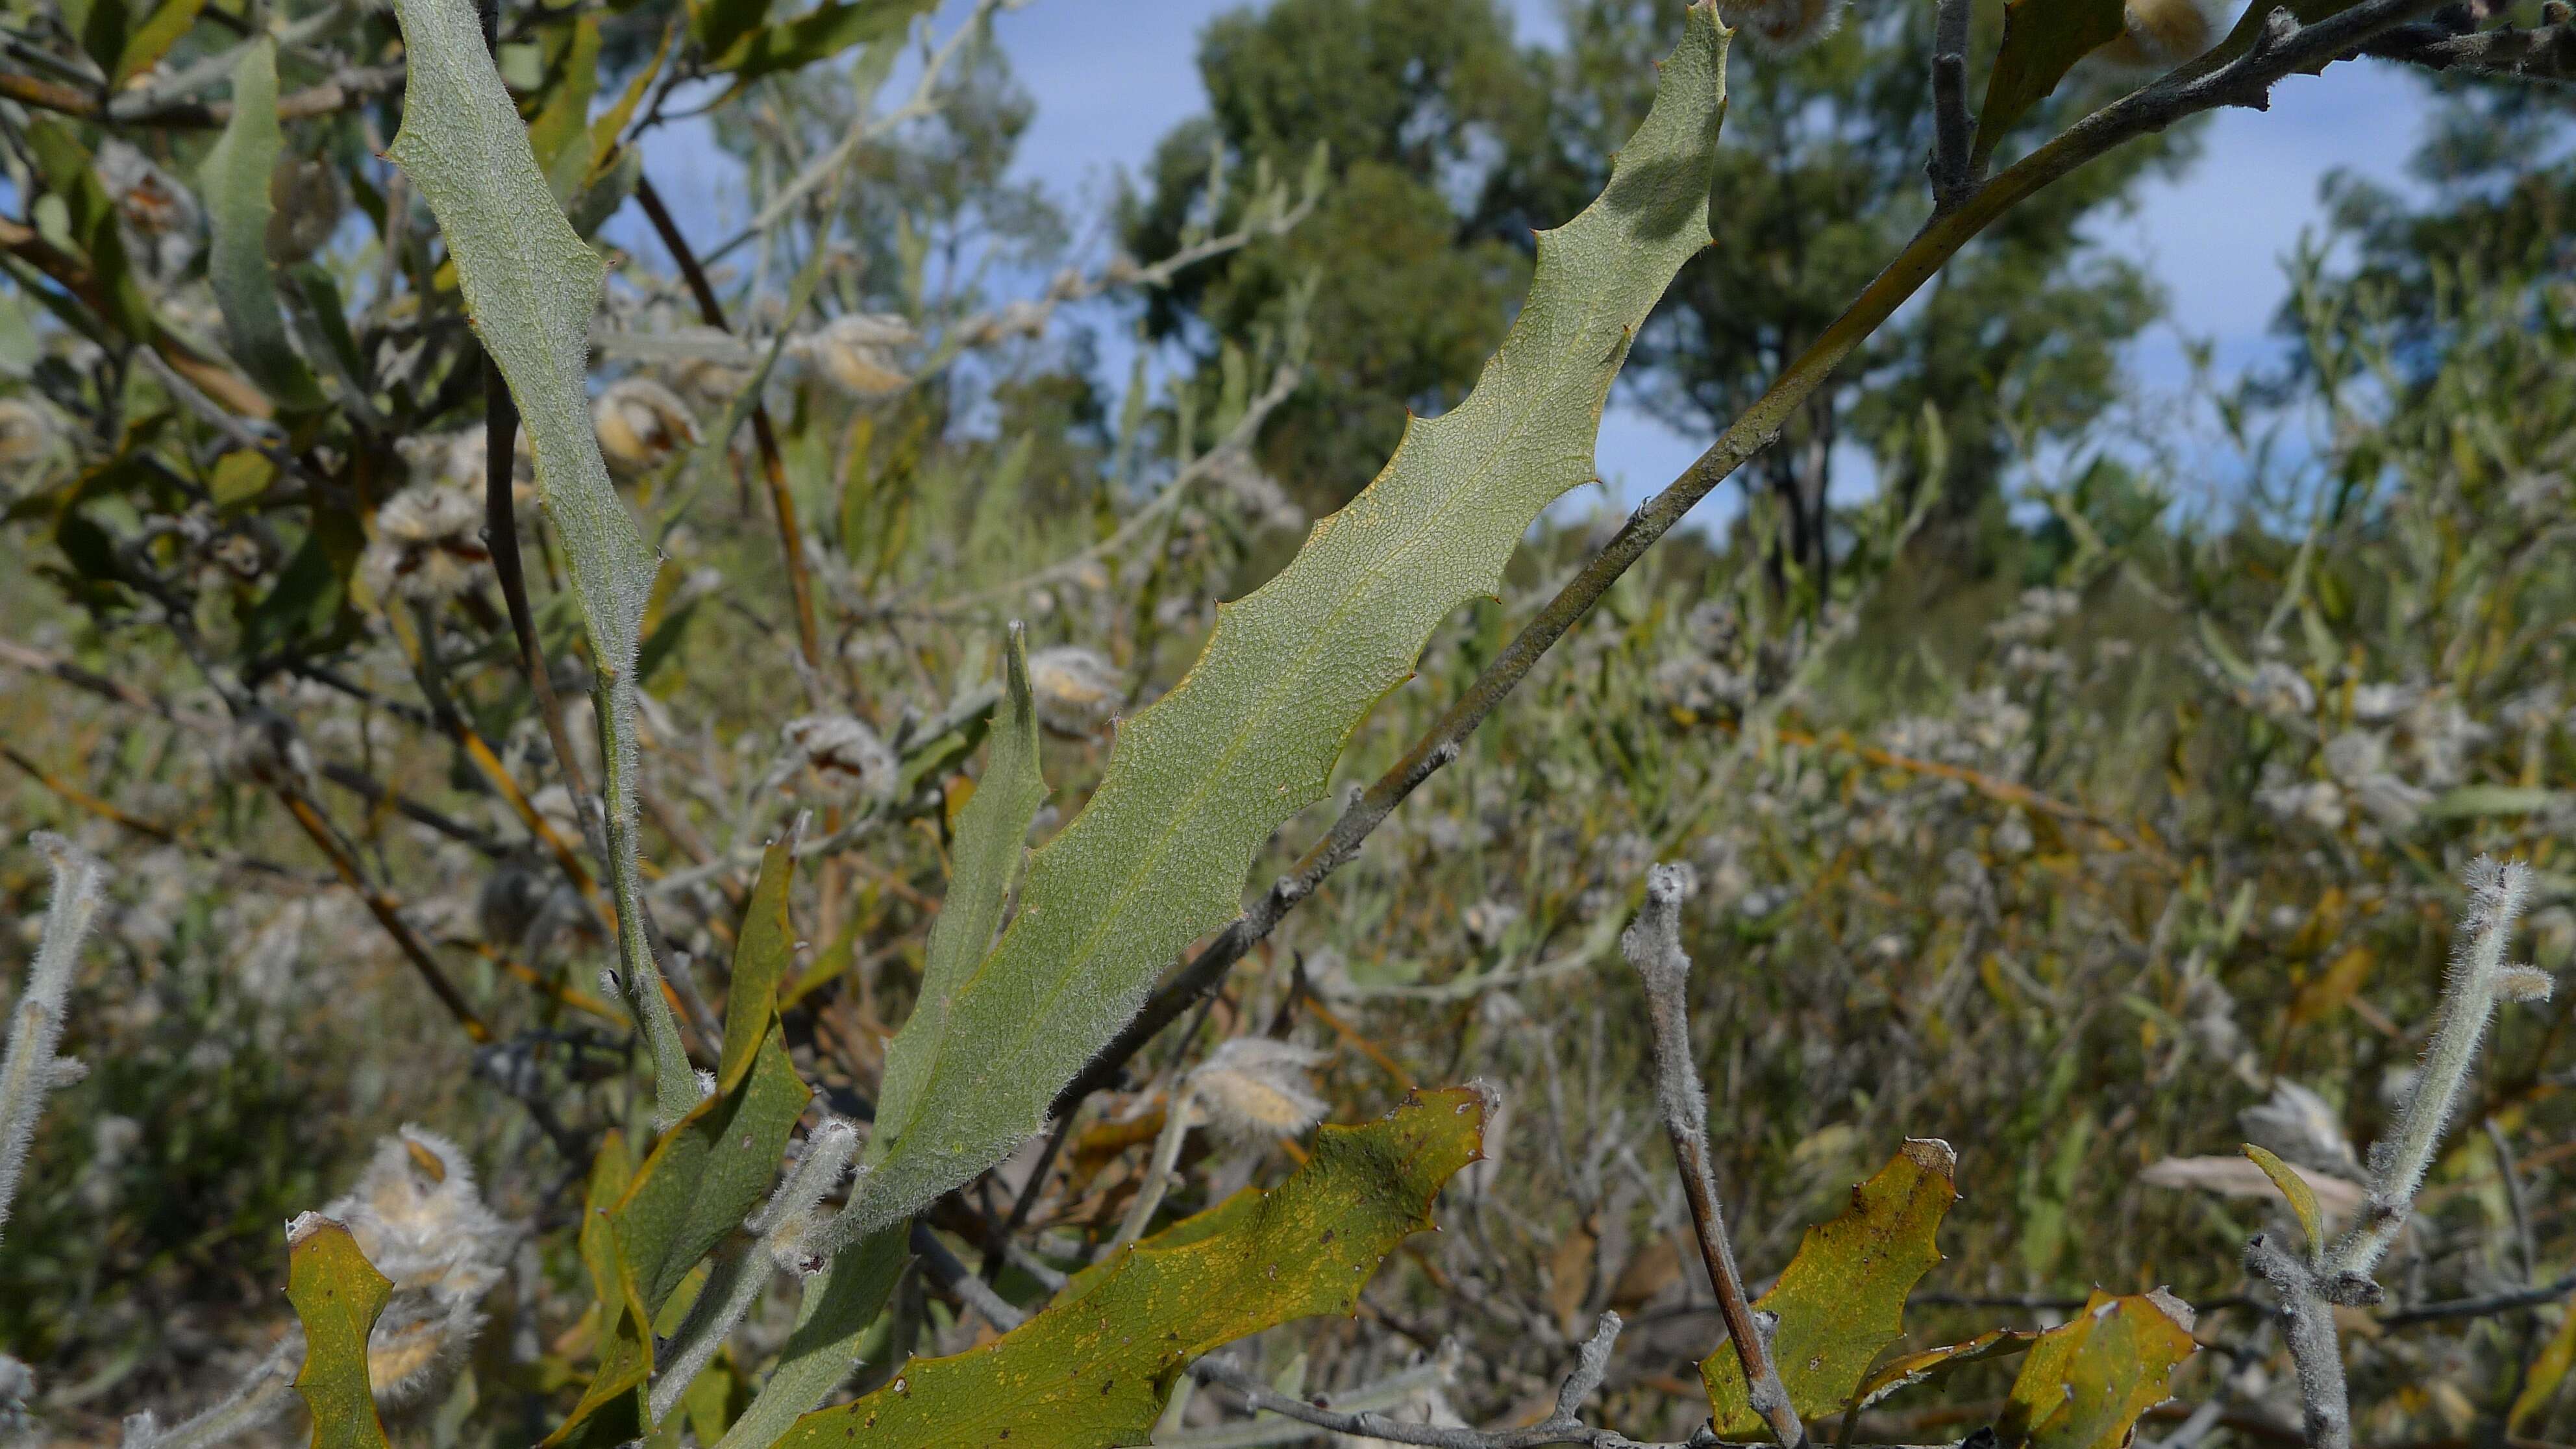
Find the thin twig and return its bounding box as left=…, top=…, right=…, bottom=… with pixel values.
left=1620, top=866, right=1802, bottom=1448
left=2245, top=857, right=2542, bottom=1449
left=0, top=832, right=108, bottom=1238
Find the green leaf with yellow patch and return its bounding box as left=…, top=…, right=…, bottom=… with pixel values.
left=284, top=1214, right=393, bottom=1449
left=771, top=1085, right=1491, bottom=1449
left=1704, top=1139, right=1958, bottom=1433
left=1998, top=1291, right=2198, bottom=1449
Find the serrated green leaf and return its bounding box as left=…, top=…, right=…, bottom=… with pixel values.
left=285, top=1215, right=393, bottom=1449
left=719, top=840, right=797, bottom=1092
left=201, top=41, right=321, bottom=409
left=1704, top=1139, right=1958, bottom=1433
left=1974, top=0, right=2127, bottom=166
left=873, top=625, right=1048, bottom=1144
left=2242, top=1142, right=2324, bottom=1257
left=386, top=0, right=690, bottom=1127
left=776, top=1086, right=1489, bottom=1449
left=616, top=1030, right=813, bottom=1315
left=1998, top=1291, right=2198, bottom=1449
left=707, top=1226, right=908, bottom=1449
left=843, top=0, right=1730, bottom=1246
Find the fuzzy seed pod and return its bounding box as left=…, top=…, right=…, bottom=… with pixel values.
left=592, top=377, right=700, bottom=480
left=0, top=398, right=56, bottom=473
left=1721, top=0, right=1842, bottom=53
left=360, top=484, right=488, bottom=604
left=317, top=1128, right=513, bottom=1407
left=265, top=157, right=346, bottom=266
left=1184, top=1037, right=1328, bottom=1144
left=1026, top=645, right=1124, bottom=736
left=795, top=314, right=917, bottom=398
left=782, top=714, right=900, bottom=804
left=2101, top=0, right=2224, bottom=66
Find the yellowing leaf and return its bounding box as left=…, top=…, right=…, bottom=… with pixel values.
left=2510, top=1289, right=2576, bottom=1432
left=1974, top=0, right=2126, bottom=166
left=843, top=0, right=1731, bottom=1251
left=773, top=1086, right=1491, bottom=1449
left=718, top=841, right=799, bottom=1092
left=284, top=1214, right=393, bottom=1449
left=1704, top=1139, right=1958, bottom=1433
left=2241, top=1143, right=2325, bottom=1257
left=2287, top=945, right=2373, bottom=1027
left=1852, top=1328, right=2040, bottom=1411
left=1998, top=1292, right=2198, bottom=1449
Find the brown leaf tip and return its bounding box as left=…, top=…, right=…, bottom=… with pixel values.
left=2144, top=1287, right=2197, bottom=1333
left=1899, top=1137, right=1957, bottom=1176
left=284, top=1210, right=340, bottom=1247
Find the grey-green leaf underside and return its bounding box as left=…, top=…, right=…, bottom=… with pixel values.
left=841, top=0, right=1731, bottom=1237
left=201, top=39, right=319, bottom=407
left=384, top=0, right=691, bottom=1124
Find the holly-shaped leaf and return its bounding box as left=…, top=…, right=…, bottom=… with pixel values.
left=284, top=1214, right=393, bottom=1449
left=1998, top=1291, right=2198, bottom=1449
left=770, top=1086, right=1491, bottom=1449
left=1704, top=1139, right=1958, bottom=1433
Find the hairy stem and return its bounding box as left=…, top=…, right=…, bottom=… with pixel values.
left=1622, top=865, right=1803, bottom=1448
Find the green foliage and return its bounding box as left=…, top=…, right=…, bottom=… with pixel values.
left=1975, top=0, right=2126, bottom=164
left=1997, top=1293, right=2198, bottom=1449
left=199, top=40, right=321, bottom=409
left=284, top=1216, right=394, bottom=1449
left=382, top=0, right=691, bottom=1125
left=1703, top=1139, right=1957, bottom=1431
left=779, top=1087, right=1489, bottom=1449
left=843, top=0, right=1730, bottom=1246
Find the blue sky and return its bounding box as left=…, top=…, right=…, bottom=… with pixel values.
left=628, top=0, right=2437, bottom=515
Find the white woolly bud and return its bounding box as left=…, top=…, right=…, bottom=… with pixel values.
left=2499, top=965, right=2554, bottom=1003
left=781, top=715, right=900, bottom=804
left=593, top=377, right=700, bottom=479
left=794, top=314, right=917, bottom=398
left=2100, top=0, right=2225, bottom=67
left=0, top=399, right=56, bottom=469
left=1186, top=1038, right=1328, bottom=1143
left=1026, top=646, right=1124, bottom=736
left=1720, top=0, right=1842, bottom=53
left=360, top=485, right=488, bottom=604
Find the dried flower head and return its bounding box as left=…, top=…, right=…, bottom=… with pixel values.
left=593, top=377, right=700, bottom=479
left=795, top=314, right=917, bottom=398
left=0, top=399, right=56, bottom=473
left=1184, top=1038, right=1328, bottom=1143
left=2100, top=0, right=2224, bottom=66
left=265, top=158, right=345, bottom=265
left=1722, top=0, right=1842, bottom=52
left=319, top=1128, right=512, bottom=1406
left=782, top=715, right=900, bottom=803
left=2240, top=1080, right=2364, bottom=1182
left=1026, top=645, right=1124, bottom=735
left=361, top=485, right=488, bottom=604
